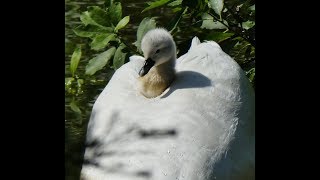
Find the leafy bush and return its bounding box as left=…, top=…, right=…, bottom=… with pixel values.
left=65, top=0, right=255, bottom=139
left=67, top=0, right=255, bottom=94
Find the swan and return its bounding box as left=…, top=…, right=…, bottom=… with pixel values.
left=80, top=28, right=255, bottom=180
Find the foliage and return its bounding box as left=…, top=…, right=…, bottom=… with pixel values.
left=68, top=0, right=255, bottom=98
left=66, top=0, right=255, bottom=137
left=66, top=0, right=131, bottom=116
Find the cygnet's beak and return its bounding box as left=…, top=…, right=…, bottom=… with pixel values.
left=139, top=58, right=155, bottom=76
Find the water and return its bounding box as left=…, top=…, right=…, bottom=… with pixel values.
left=65, top=1, right=201, bottom=179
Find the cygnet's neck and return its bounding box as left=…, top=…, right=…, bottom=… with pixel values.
left=138, top=57, right=176, bottom=98
left=154, top=57, right=175, bottom=77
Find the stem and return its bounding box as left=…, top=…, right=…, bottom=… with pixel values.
left=116, top=32, right=142, bottom=56
left=225, top=6, right=256, bottom=47
left=178, top=20, right=202, bottom=28
left=225, top=5, right=244, bottom=24
left=207, top=12, right=230, bottom=29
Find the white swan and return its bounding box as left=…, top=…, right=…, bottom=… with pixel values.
left=80, top=28, right=255, bottom=180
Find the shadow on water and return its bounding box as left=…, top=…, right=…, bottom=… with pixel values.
left=161, top=71, right=212, bottom=98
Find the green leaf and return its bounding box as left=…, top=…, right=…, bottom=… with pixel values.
left=70, top=100, right=81, bottom=114
left=114, top=16, right=130, bottom=32
left=249, top=4, right=255, bottom=11
left=168, top=0, right=182, bottom=6
left=209, top=0, right=224, bottom=19
left=77, top=79, right=84, bottom=95
left=242, top=20, right=255, bottom=30
left=70, top=46, right=82, bottom=77
left=80, top=11, right=96, bottom=26
left=73, top=25, right=113, bottom=38
left=172, top=7, right=182, bottom=12
left=90, top=33, right=116, bottom=51
left=80, top=6, right=110, bottom=28
left=228, top=38, right=254, bottom=63
left=206, top=32, right=234, bottom=43
left=109, top=2, right=122, bottom=25
left=142, top=0, right=173, bottom=13
left=85, top=47, right=117, bottom=75
left=249, top=71, right=255, bottom=82
left=201, top=13, right=227, bottom=30
left=113, top=43, right=127, bottom=69
left=89, top=6, right=111, bottom=26
left=134, top=17, right=157, bottom=53
left=246, top=68, right=255, bottom=83
left=77, top=79, right=84, bottom=85
left=65, top=77, right=74, bottom=87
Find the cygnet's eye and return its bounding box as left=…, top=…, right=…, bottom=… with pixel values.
left=155, top=49, right=160, bottom=54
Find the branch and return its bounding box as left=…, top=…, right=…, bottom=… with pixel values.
left=208, top=10, right=255, bottom=48
left=116, top=32, right=142, bottom=56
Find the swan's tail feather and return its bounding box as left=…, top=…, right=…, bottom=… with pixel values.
left=189, top=37, right=221, bottom=51
left=190, top=36, right=201, bottom=50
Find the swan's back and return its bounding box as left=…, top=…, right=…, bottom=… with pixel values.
left=81, top=38, right=255, bottom=180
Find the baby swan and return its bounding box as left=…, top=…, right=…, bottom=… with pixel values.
left=138, top=28, right=176, bottom=98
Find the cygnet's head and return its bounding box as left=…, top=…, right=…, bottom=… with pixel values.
left=139, top=28, right=176, bottom=76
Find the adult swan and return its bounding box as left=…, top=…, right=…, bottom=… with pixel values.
left=80, top=28, right=255, bottom=180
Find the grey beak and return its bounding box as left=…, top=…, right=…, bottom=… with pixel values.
left=139, top=58, right=155, bottom=76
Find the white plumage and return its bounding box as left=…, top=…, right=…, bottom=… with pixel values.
left=81, top=31, right=255, bottom=180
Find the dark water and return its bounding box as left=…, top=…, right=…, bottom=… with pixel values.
left=65, top=1, right=202, bottom=179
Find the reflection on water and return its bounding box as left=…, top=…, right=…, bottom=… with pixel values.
left=65, top=1, right=203, bottom=179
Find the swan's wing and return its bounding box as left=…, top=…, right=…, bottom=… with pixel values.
left=173, top=40, right=255, bottom=179
left=81, top=40, right=255, bottom=180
